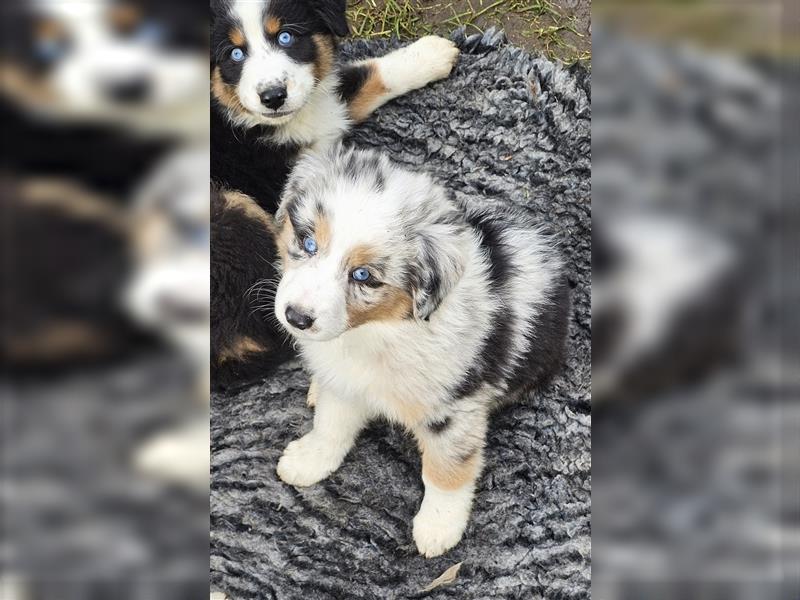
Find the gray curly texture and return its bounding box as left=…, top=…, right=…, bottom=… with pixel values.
left=211, top=29, right=591, bottom=599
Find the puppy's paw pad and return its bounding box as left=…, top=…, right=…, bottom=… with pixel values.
left=412, top=506, right=467, bottom=558
left=276, top=434, right=340, bottom=487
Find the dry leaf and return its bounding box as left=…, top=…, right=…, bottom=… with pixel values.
left=420, top=561, right=463, bottom=593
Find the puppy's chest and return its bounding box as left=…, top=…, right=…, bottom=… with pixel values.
left=306, top=341, right=449, bottom=426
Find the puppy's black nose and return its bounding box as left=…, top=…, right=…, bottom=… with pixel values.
left=285, top=306, right=314, bottom=330
left=259, top=85, right=287, bottom=110
left=105, top=76, right=151, bottom=104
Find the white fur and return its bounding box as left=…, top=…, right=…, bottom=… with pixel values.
left=374, top=36, right=460, bottom=100
left=413, top=475, right=475, bottom=558
left=277, top=386, right=372, bottom=486
left=132, top=418, right=210, bottom=489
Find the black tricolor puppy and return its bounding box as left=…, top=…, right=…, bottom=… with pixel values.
left=210, top=0, right=460, bottom=389
left=271, top=145, right=571, bottom=557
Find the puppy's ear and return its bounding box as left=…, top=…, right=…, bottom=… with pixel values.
left=309, top=0, right=349, bottom=37
left=409, top=226, right=467, bottom=321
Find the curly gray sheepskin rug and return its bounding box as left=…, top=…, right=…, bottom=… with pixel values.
left=211, top=29, right=591, bottom=599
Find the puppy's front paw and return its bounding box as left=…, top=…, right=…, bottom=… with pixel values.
left=407, top=36, right=460, bottom=83
left=383, top=36, right=460, bottom=94
left=412, top=490, right=471, bottom=558
left=276, top=433, right=344, bottom=487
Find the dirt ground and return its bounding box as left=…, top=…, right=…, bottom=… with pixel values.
left=347, top=0, right=592, bottom=64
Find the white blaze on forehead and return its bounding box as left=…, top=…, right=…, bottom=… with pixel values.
left=233, top=0, right=270, bottom=53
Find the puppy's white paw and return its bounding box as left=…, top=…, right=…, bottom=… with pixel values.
left=406, top=36, right=460, bottom=83
left=133, top=420, right=209, bottom=489
left=276, top=433, right=344, bottom=487
left=382, top=36, right=460, bottom=94
left=413, top=502, right=469, bottom=558
left=412, top=486, right=473, bottom=558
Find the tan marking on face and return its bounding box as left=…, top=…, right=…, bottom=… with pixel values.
left=314, top=213, right=331, bottom=251
left=422, top=448, right=482, bottom=491
left=312, top=34, right=335, bottom=82
left=265, top=16, right=282, bottom=36
left=348, top=64, right=389, bottom=123
left=110, top=4, right=142, bottom=33
left=306, top=379, right=318, bottom=407
left=211, top=66, right=248, bottom=119
left=346, top=244, right=379, bottom=271
left=344, top=244, right=413, bottom=327
left=229, top=27, right=246, bottom=48
left=347, top=285, right=413, bottom=328
left=222, top=190, right=276, bottom=233
left=217, top=336, right=267, bottom=363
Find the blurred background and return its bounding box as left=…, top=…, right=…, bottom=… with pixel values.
left=592, top=0, right=798, bottom=599
left=1, top=1, right=210, bottom=598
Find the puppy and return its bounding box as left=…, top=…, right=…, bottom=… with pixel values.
left=210, top=0, right=460, bottom=389
left=272, top=146, right=570, bottom=557
left=211, top=0, right=460, bottom=212
left=211, top=184, right=293, bottom=387
left=1, top=0, right=208, bottom=137
left=126, top=147, right=211, bottom=390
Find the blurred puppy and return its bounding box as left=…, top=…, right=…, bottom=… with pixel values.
left=592, top=215, right=744, bottom=405
left=272, top=146, right=570, bottom=557
left=126, top=147, right=211, bottom=386
left=124, top=146, right=211, bottom=488
left=210, top=0, right=460, bottom=389
left=1, top=0, right=207, bottom=135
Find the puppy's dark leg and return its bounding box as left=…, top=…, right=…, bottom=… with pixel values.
left=412, top=401, right=489, bottom=557
left=277, top=381, right=371, bottom=487
left=339, top=36, right=460, bottom=123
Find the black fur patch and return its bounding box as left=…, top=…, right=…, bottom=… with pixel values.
left=210, top=102, right=299, bottom=214
left=506, top=275, right=570, bottom=393
left=450, top=211, right=516, bottom=398
left=337, top=63, right=371, bottom=104
left=427, top=417, right=452, bottom=434
left=450, top=209, right=570, bottom=400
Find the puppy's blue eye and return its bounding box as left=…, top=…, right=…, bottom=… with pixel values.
left=277, top=31, right=293, bottom=47
left=303, top=237, right=317, bottom=254
left=231, top=47, right=245, bottom=62
left=352, top=268, right=370, bottom=282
